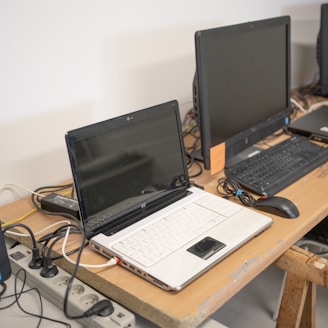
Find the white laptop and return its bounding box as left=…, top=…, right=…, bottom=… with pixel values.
left=65, top=100, right=273, bottom=291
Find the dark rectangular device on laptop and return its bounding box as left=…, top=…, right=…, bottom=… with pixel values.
left=287, top=106, right=328, bottom=143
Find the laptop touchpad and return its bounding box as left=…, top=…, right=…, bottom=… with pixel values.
left=187, top=236, right=226, bottom=260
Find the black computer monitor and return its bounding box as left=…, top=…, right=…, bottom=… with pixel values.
left=317, top=3, right=328, bottom=96
left=193, top=16, right=291, bottom=172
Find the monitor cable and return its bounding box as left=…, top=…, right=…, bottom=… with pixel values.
left=217, top=177, right=256, bottom=207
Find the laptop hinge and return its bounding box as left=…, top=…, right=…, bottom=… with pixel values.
left=86, top=188, right=190, bottom=238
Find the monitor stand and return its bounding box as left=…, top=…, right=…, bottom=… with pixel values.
left=225, top=145, right=263, bottom=168
left=190, top=149, right=204, bottom=162
left=190, top=145, right=264, bottom=169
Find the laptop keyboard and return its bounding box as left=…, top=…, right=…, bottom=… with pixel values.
left=112, top=194, right=241, bottom=267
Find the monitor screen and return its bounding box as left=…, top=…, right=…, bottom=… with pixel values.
left=317, top=3, right=328, bottom=96
left=193, top=16, right=291, bottom=171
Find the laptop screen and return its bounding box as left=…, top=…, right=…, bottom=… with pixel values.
left=65, top=100, right=188, bottom=225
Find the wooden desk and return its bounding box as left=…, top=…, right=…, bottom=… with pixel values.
left=1, top=156, right=328, bottom=327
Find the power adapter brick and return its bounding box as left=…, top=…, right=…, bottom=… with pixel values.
left=40, top=193, right=80, bottom=219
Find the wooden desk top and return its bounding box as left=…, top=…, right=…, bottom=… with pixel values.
left=1, top=155, right=328, bottom=327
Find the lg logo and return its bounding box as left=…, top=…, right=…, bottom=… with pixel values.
left=126, top=116, right=134, bottom=121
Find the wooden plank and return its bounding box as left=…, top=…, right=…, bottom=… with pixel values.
left=300, top=282, right=316, bottom=328
left=276, top=274, right=316, bottom=328
left=276, top=272, right=310, bottom=328
left=274, top=246, right=328, bottom=328
left=274, top=245, right=328, bottom=287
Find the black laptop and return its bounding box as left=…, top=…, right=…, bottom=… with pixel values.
left=287, top=106, right=328, bottom=143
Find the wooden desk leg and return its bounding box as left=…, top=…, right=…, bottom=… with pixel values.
left=276, top=272, right=316, bottom=328
left=300, top=281, right=316, bottom=328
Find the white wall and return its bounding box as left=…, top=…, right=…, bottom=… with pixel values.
left=0, top=0, right=323, bottom=205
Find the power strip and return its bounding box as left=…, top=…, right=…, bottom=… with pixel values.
left=8, top=243, right=135, bottom=328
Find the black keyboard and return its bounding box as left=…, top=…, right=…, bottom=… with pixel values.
left=225, top=135, right=328, bottom=196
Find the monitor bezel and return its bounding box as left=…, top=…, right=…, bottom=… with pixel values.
left=193, top=16, right=291, bottom=171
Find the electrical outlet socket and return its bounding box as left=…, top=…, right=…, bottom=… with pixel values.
left=80, top=294, right=99, bottom=306
left=71, top=284, right=85, bottom=296
left=8, top=244, right=135, bottom=328
left=54, top=275, right=70, bottom=287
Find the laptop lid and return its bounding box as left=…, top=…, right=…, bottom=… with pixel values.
left=65, top=100, right=190, bottom=238
left=287, top=106, right=328, bottom=143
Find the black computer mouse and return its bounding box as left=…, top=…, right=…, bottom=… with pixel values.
left=254, top=196, right=300, bottom=219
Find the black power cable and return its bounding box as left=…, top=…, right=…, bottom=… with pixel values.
left=3, top=220, right=113, bottom=319
left=216, top=177, right=256, bottom=207
left=0, top=282, right=7, bottom=297
left=1, top=268, right=72, bottom=327
left=30, top=183, right=114, bottom=319
left=3, top=223, right=43, bottom=269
